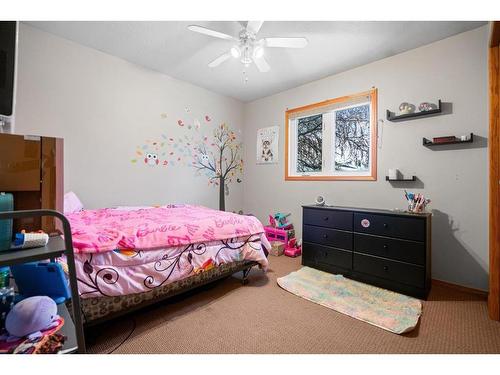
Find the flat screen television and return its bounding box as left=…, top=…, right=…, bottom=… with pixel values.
left=0, top=21, right=17, bottom=117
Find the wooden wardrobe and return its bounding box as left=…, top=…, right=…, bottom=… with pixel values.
left=0, top=133, right=63, bottom=234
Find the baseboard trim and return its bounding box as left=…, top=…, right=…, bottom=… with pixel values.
left=432, top=279, right=488, bottom=299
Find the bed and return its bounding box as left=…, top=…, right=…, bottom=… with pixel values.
left=62, top=204, right=269, bottom=325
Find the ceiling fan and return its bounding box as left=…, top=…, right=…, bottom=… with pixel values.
left=187, top=21, right=308, bottom=73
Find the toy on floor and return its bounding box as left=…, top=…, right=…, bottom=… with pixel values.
left=269, top=241, right=285, bottom=256
left=266, top=212, right=302, bottom=257
left=264, top=225, right=295, bottom=245
left=269, top=212, right=293, bottom=230
left=3, top=296, right=60, bottom=340
left=284, top=238, right=302, bottom=258
left=14, top=230, right=49, bottom=249
left=266, top=212, right=295, bottom=246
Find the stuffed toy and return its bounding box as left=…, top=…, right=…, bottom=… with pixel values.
left=3, top=296, right=60, bottom=340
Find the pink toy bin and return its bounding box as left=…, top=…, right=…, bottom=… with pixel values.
left=264, top=226, right=295, bottom=244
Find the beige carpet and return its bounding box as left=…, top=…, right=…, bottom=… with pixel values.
left=86, top=255, right=500, bottom=354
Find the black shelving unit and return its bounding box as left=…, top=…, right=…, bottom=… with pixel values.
left=423, top=133, right=474, bottom=147
left=385, top=176, right=416, bottom=182
left=0, top=209, right=85, bottom=354
left=387, top=100, right=442, bottom=122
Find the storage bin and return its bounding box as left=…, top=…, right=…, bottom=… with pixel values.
left=264, top=225, right=295, bottom=245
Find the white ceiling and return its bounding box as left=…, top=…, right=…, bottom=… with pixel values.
left=25, top=21, right=486, bottom=102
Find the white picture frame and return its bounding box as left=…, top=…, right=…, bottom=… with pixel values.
left=257, top=126, right=279, bottom=164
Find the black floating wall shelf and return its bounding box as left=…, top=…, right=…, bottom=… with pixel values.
left=387, top=100, right=442, bottom=122
left=423, top=133, right=474, bottom=147
left=385, top=176, right=417, bottom=182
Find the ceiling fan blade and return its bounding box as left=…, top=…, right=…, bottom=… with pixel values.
left=208, top=52, right=232, bottom=68
left=254, top=56, right=270, bottom=73
left=264, top=37, right=308, bottom=48
left=187, top=25, right=237, bottom=41
left=246, top=21, right=264, bottom=35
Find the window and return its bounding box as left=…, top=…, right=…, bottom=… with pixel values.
left=285, top=89, right=377, bottom=180
left=297, top=114, right=322, bottom=173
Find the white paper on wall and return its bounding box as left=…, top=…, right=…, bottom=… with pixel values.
left=256, top=126, right=279, bottom=164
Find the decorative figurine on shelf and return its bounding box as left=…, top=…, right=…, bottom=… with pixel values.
left=399, top=102, right=416, bottom=115
left=460, top=134, right=471, bottom=141
left=418, top=102, right=437, bottom=112
left=269, top=212, right=293, bottom=230
left=284, top=237, right=302, bottom=258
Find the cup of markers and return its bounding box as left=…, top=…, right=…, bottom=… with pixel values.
left=404, top=190, right=431, bottom=213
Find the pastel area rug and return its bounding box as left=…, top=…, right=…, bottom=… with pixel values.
left=277, top=266, right=422, bottom=334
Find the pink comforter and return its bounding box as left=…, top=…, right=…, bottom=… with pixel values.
left=67, top=205, right=265, bottom=254
left=73, top=235, right=267, bottom=298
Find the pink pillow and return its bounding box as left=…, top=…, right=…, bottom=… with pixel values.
left=64, top=191, right=84, bottom=214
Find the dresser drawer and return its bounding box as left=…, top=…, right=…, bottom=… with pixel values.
left=353, top=213, right=425, bottom=242
left=354, top=233, right=425, bottom=265
left=303, top=242, right=352, bottom=270
left=303, top=208, right=352, bottom=231
left=303, top=225, right=352, bottom=250
left=353, top=253, right=425, bottom=288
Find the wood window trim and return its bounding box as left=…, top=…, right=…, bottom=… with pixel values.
left=489, top=21, right=500, bottom=321
left=284, top=88, right=378, bottom=181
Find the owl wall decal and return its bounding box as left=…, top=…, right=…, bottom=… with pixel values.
left=131, top=139, right=165, bottom=166
left=145, top=153, right=159, bottom=166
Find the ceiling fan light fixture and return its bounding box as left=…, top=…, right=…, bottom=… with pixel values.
left=253, top=46, right=264, bottom=59
left=230, top=46, right=241, bottom=58
left=188, top=21, right=308, bottom=75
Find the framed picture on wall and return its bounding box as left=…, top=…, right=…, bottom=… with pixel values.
left=257, top=126, right=279, bottom=164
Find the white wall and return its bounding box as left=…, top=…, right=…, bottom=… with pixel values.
left=242, top=26, right=489, bottom=290
left=14, top=24, right=245, bottom=212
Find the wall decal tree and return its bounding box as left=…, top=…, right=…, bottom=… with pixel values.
left=163, top=121, right=243, bottom=211
left=131, top=115, right=243, bottom=211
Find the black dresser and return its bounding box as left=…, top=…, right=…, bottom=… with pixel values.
left=302, top=205, right=431, bottom=299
